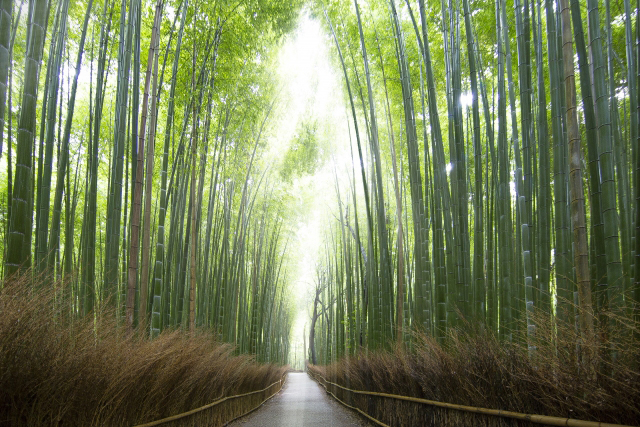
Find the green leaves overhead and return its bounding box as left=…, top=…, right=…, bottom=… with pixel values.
left=280, top=119, right=326, bottom=182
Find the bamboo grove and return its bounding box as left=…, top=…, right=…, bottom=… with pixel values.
left=309, top=0, right=640, bottom=364
left=0, top=0, right=304, bottom=364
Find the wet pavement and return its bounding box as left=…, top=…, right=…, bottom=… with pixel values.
left=230, top=372, right=370, bottom=426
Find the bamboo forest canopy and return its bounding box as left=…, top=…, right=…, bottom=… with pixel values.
left=0, top=0, right=639, bottom=368
left=0, top=0, right=305, bottom=364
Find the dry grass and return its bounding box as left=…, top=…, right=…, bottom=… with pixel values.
left=0, top=276, right=287, bottom=427
left=309, top=308, right=640, bottom=427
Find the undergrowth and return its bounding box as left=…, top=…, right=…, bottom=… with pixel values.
left=309, top=309, right=640, bottom=427
left=0, top=276, right=287, bottom=427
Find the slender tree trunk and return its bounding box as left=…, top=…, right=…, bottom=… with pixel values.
left=6, top=0, right=49, bottom=277
left=151, top=0, right=187, bottom=337
left=559, top=0, right=595, bottom=373
left=138, top=12, right=160, bottom=329
left=418, top=0, right=452, bottom=341
left=105, top=0, right=137, bottom=303
left=126, top=0, right=162, bottom=330
left=0, top=0, right=11, bottom=157
left=355, top=0, right=392, bottom=347
left=189, top=36, right=198, bottom=332
left=462, top=0, right=484, bottom=324
left=48, top=0, right=93, bottom=277
left=535, top=0, right=551, bottom=319
left=391, top=0, right=429, bottom=338
left=586, top=0, right=623, bottom=319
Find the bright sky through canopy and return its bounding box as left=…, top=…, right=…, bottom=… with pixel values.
left=269, top=11, right=351, bottom=366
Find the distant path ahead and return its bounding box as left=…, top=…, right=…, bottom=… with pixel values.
left=230, top=372, right=370, bottom=427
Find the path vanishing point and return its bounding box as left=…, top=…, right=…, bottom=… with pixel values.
left=230, top=372, right=370, bottom=427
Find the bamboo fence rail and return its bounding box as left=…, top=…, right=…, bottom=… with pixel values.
left=132, top=374, right=287, bottom=427
left=309, top=371, right=635, bottom=427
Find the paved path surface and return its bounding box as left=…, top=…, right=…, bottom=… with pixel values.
left=230, top=372, right=370, bottom=427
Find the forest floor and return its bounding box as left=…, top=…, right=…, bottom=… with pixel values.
left=230, top=372, right=371, bottom=427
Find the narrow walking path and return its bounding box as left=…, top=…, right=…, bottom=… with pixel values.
left=230, top=372, right=370, bottom=426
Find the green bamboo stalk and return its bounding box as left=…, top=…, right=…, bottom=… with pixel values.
left=354, top=0, right=392, bottom=347
left=559, top=0, right=595, bottom=373
left=340, top=14, right=377, bottom=348
left=377, top=26, right=406, bottom=342
left=461, top=0, right=484, bottom=323
left=391, top=0, right=431, bottom=336
left=544, top=0, right=570, bottom=327
left=568, top=0, right=606, bottom=328
left=138, top=3, right=163, bottom=329
left=417, top=0, right=454, bottom=340
left=151, top=0, right=187, bottom=338
left=499, top=0, right=525, bottom=332
left=126, top=0, right=163, bottom=331
left=188, top=24, right=199, bottom=332
left=325, top=9, right=375, bottom=346
left=471, top=17, right=497, bottom=330
left=177, top=170, right=192, bottom=327
left=5, top=0, right=49, bottom=277
left=586, top=0, right=624, bottom=325
left=104, top=0, right=138, bottom=303
left=447, top=0, right=472, bottom=323
left=496, top=0, right=514, bottom=340
left=534, top=0, right=551, bottom=318
left=129, top=0, right=141, bottom=228
left=402, top=7, right=434, bottom=335
left=196, top=52, right=222, bottom=328
left=2, top=4, right=14, bottom=253
left=0, top=0, right=11, bottom=158
left=82, top=0, right=115, bottom=312
left=514, top=0, right=536, bottom=347
left=48, top=0, right=93, bottom=277
left=622, top=0, right=637, bottom=253
left=34, top=0, right=60, bottom=274
left=206, top=111, right=229, bottom=329
left=34, top=0, right=64, bottom=276
left=217, top=182, right=233, bottom=338
left=606, top=0, right=632, bottom=300
left=64, top=149, right=81, bottom=281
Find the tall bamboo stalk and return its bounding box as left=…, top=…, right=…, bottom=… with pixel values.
left=6, top=0, right=49, bottom=277
left=559, top=0, right=595, bottom=372
left=48, top=0, right=93, bottom=279
left=151, top=0, right=187, bottom=337
left=390, top=0, right=429, bottom=336
left=355, top=0, right=392, bottom=347
left=126, top=0, right=163, bottom=331
left=0, top=0, right=10, bottom=158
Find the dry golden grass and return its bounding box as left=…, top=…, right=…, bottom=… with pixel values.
left=309, top=307, right=640, bottom=427
left=0, top=276, right=287, bottom=427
